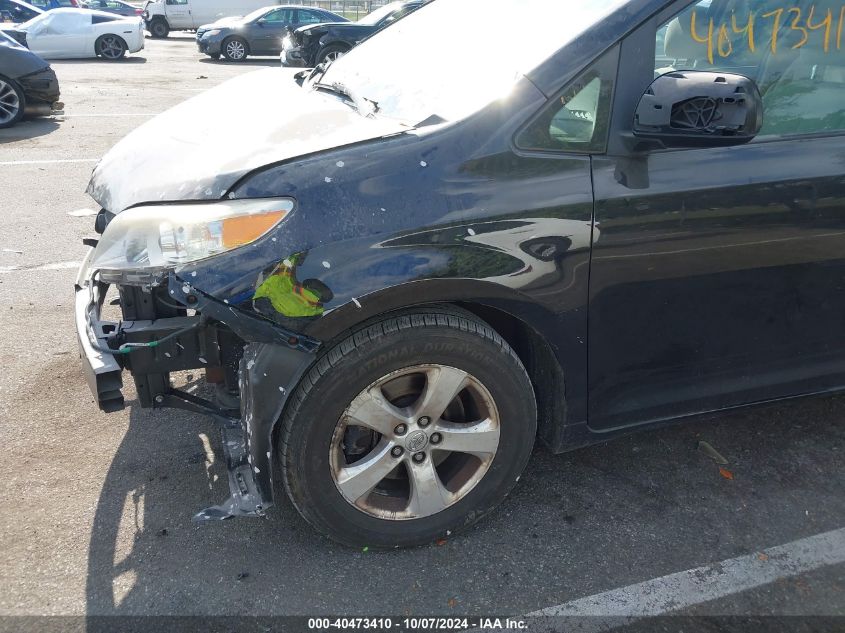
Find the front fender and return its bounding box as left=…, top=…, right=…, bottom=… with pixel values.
left=241, top=341, right=316, bottom=507
left=304, top=277, right=558, bottom=344
left=242, top=277, right=570, bottom=509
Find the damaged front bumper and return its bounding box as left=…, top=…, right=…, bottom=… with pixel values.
left=280, top=43, right=307, bottom=67
left=19, top=66, right=63, bottom=117
left=74, top=257, right=319, bottom=522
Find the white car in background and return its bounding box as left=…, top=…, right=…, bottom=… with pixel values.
left=8, top=7, right=143, bottom=59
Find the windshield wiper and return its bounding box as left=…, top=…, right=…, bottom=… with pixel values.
left=313, top=80, right=379, bottom=118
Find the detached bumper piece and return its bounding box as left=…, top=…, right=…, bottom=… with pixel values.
left=75, top=280, right=124, bottom=412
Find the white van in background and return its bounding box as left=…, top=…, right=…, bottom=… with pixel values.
left=141, top=0, right=277, bottom=37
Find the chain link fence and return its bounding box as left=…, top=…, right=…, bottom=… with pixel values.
left=283, top=0, right=392, bottom=20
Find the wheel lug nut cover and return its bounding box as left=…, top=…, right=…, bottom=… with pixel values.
left=391, top=446, right=404, bottom=457
left=418, top=416, right=431, bottom=427
left=413, top=452, right=425, bottom=463
left=394, top=424, right=407, bottom=435
left=430, top=433, right=442, bottom=444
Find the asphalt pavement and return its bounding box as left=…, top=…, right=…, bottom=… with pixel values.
left=0, top=34, right=843, bottom=630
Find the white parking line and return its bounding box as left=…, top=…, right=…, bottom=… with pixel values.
left=0, top=159, right=99, bottom=166
left=528, top=527, right=845, bottom=619
left=60, top=113, right=157, bottom=118
left=0, top=261, right=82, bottom=274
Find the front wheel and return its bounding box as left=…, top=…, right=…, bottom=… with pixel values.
left=315, top=43, right=348, bottom=66
left=279, top=309, right=537, bottom=548
left=96, top=35, right=127, bottom=60
left=221, top=37, right=248, bottom=61
left=148, top=19, right=168, bottom=38
left=0, top=76, right=24, bottom=129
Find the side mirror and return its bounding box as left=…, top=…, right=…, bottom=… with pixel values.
left=630, top=70, right=763, bottom=150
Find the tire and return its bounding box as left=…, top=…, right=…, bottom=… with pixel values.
left=221, top=36, right=248, bottom=62
left=316, top=43, right=348, bottom=66
left=0, top=75, right=24, bottom=129
left=96, top=35, right=127, bottom=61
left=279, top=308, right=537, bottom=548
left=149, top=18, right=168, bottom=38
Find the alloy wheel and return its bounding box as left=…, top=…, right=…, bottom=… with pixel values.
left=0, top=79, right=20, bottom=125
left=324, top=50, right=344, bottom=63
left=225, top=40, right=245, bottom=60
left=329, top=364, right=500, bottom=520
left=98, top=36, right=125, bottom=60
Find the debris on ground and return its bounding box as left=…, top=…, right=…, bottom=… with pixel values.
left=237, top=572, right=249, bottom=580
left=719, top=467, right=735, bottom=480
left=698, top=440, right=729, bottom=465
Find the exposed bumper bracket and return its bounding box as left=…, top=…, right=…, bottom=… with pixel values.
left=193, top=420, right=267, bottom=522
left=152, top=389, right=267, bottom=522
left=75, top=278, right=125, bottom=413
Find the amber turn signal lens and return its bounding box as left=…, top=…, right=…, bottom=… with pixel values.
left=221, top=210, right=288, bottom=248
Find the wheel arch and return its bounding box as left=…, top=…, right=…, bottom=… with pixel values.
left=244, top=278, right=577, bottom=511
left=224, top=34, right=250, bottom=49
left=317, top=39, right=350, bottom=57
left=302, top=278, right=571, bottom=452
left=95, top=33, right=127, bottom=54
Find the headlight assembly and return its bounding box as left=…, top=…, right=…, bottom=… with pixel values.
left=87, top=197, right=294, bottom=281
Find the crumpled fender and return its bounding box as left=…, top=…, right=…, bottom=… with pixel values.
left=240, top=342, right=316, bottom=506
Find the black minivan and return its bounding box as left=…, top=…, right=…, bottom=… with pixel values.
left=76, top=0, right=845, bottom=547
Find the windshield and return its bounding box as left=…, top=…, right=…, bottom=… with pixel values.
left=322, top=0, right=629, bottom=124
left=17, top=10, right=46, bottom=29
left=242, top=6, right=271, bottom=22
left=356, top=1, right=404, bottom=26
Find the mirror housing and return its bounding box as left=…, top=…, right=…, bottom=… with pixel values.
left=630, top=70, right=763, bottom=150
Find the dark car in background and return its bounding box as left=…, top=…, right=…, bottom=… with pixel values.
left=0, top=30, right=60, bottom=127
left=26, top=0, right=80, bottom=10
left=281, top=0, right=424, bottom=67
left=197, top=5, right=345, bottom=62
left=81, top=0, right=142, bottom=17
left=0, top=0, right=41, bottom=22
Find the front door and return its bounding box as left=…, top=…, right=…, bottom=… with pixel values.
left=249, top=7, right=293, bottom=55
left=164, top=0, right=190, bottom=29
left=588, top=0, right=845, bottom=429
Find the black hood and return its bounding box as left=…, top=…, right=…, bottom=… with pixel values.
left=86, top=68, right=410, bottom=213
left=0, top=32, right=46, bottom=78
